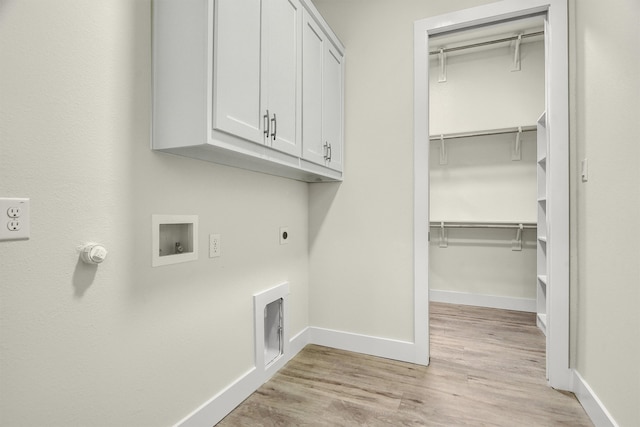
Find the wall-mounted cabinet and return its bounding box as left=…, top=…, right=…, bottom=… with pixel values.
left=302, top=8, right=344, bottom=172
left=153, top=0, right=345, bottom=182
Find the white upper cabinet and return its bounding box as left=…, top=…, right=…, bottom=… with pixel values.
left=214, top=0, right=300, bottom=156
left=322, top=42, right=344, bottom=171
left=213, top=0, right=263, bottom=144
left=302, top=12, right=326, bottom=165
left=301, top=9, right=344, bottom=171
left=153, top=0, right=344, bottom=182
left=263, top=0, right=302, bottom=156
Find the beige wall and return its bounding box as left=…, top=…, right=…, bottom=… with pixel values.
left=429, top=36, right=544, bottom=300
left=1, top=0, right=638, bottom=426
left=571, top=0, right=640, bottom=425
left=313, top=0, right=639, bottom=426
left=308, top=0, right=493, bottom=341
left=0, top=1, right=309, bottom=425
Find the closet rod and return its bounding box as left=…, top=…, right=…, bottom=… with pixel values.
left=429, top=31, right=544, bottom=55
left=429, top=221, right=537, bottom=230
left=429, top=125, right=536, bottom=141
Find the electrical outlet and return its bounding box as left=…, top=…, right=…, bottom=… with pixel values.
left=7, top=220, right=21, bottom=231
left=279, top=227, right=289, bottom=245
left=209, top=234, right=221, bottom=258
left=7, top=207, right=21, bottom=218
left=0, top=198, right=30, bottom=241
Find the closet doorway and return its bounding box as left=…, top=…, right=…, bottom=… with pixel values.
left=413, top=0, right=571, bottom=390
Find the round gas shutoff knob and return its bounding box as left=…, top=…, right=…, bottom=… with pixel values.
left=80, top=243, right=108, bottom=264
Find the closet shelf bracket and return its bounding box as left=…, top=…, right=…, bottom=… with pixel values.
left=439, top=221, right=448, bottom=248
left=512, top=34, right=522, bottom=72
left=512, top=126, right=523, bottom=161
left=438, top=48, right=447, bottom=83
left=439, top=135, right=448, bottom=165
left=512, top=223, right=524, bottom=251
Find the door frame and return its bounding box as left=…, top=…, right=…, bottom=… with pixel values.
left=413, top=0, right=572, bottom=390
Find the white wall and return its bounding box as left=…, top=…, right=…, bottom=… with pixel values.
left=571, top=0, right=640, bottom=425
left=0, top=1, right=309, bottom=426
left=428, top=37, right=544, bottom=302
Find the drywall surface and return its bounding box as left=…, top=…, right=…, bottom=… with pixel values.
left=428, top=38, right=543, bottom=300
left=571, top=0, right=640, bottom=425
left=0, top=1, right=309, bottom=426
left=309, top=0, right=493, bottom=341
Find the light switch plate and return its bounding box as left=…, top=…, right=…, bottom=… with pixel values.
left=581, top=158, right=588, bottom=182
left=0, top=198, right=30, bottom=241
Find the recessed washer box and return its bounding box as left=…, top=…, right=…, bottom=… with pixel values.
left=152, top=214, right=198, bottom=267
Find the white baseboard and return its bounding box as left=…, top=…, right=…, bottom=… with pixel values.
left=289, top=327, right=310, bottom=356
left=174, top=328, right=310, bottom=427
left=573, top=370, right=619, bottom=427
left=430, top=289, right=536, bottom=312
left=309, top=326, right=418, bottom=364
left=174, top=366, right=260, bottom=427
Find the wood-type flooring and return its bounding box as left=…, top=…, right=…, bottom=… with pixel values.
left=218, top=302, right=592, bottom=426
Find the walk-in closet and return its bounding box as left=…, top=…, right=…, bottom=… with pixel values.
left=428, top=17, right=547, bottom=335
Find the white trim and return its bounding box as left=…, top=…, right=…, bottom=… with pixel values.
left=253, top=283, right=290, bottom=384
left=413, top=3, right=431, bottom=369
left=544, top=0, right=572, bottom=391
left=174, top=366, right=259, bottom=427
left=174, top=326, right=310, bottom=427
left=309, top=327, right=417, bottom=364
left=289, top=327, right=310, bottom=356
left=414, top=0, right=571, bottom=391
left=573, top=370, right=619, bottom=427
left=430, top=290, right=536, bottom=313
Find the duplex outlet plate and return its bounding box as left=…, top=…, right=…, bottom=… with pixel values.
left=209, top=234, right=221, bottom=258
left=0, top=198, right=30, bottom=241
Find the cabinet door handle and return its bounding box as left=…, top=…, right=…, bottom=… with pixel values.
left=323, top=142, right=329, bottom=160
left=263, top=110, right=270, bottom=138
left=327, top=143, right=332, bottom=161
left=271, top=113, right=277, bottom=141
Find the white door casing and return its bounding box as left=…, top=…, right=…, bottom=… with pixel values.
left=414, top=0, right=571, bottom=390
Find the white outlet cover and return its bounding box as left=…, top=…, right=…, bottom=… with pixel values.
left=0, top=198, right=30, bottom=241
left=209, top=233, right=221, bottom=258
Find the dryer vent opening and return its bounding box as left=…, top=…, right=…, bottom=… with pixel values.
left=253, top=282, right=289, bottom=380
left=264, top=298, right=283, bottom=367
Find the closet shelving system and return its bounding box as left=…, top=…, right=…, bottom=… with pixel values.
left=429, top=221, right=536, bottom=250
left=428, top=126, right=537, bottom=141
left=428, top=26, right=549, bottom=336
left=429, top=125, right=537, bottom=164
left=428, top=124, right=539, bottom=251
left=536, top=111, right=549, bottom=335
left=428, top=119, right=549, bottom=334
left=428, top=31, right=544, bottom=56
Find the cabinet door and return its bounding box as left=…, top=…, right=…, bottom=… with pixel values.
left=301, top=11, right=325, bottom=165
left=264, top=0, right=301, bottom=156
left=323, top=43, right=344, bottom=171
left=212, top=0, right=264, bottom=145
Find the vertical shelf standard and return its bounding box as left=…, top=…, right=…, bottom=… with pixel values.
left=536, top=111, right=548, bottom=337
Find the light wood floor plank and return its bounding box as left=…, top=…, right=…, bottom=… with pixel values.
left=218, top=303, right=592, bottom=426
